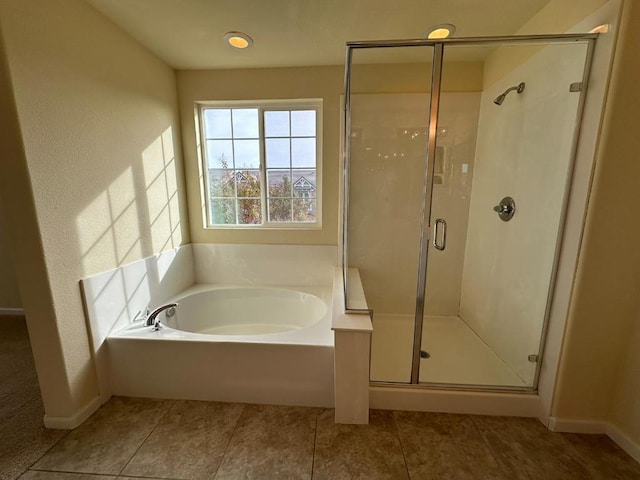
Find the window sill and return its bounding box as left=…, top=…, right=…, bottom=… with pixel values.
left=204, top=223, right=323, bottom=231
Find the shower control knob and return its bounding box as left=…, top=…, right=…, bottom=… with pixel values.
left=493, top=196, right=516, bottom=221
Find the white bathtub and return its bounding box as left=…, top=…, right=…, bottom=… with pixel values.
left=107, top=284, right=335, bottom=407
left=163, top=285, right=329, bottom=338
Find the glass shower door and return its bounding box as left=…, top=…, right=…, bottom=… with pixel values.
left=418, top=41, right=592, bottom=388
left=345, top=45, right=435, bottom=383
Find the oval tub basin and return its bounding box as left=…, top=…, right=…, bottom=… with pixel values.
left=164, top=286, right=328, bottom=335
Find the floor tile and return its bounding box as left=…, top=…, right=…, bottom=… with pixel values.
left=33, top=397, right=171, bottom=475
left=562, top=433, right=640, bottom=479
left=20, top=471, right=115, bottom=480
left=118, top=478, right=175, bottom=480
left=214, top=404, right=317, bottom=480
left=471, top=415, right=592, bottom=479
left=395, top=411, right=505, bottom=479
left=121, top=400, right=244, bottom=480
left=313, top=409, right=408, bottom=480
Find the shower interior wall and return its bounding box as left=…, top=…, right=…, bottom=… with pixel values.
left=459, top=42, right=589, bottom=385
left=348, top=91, right=481, bottom=317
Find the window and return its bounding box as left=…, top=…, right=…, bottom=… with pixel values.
left=198, top=100, right=322, bottom=227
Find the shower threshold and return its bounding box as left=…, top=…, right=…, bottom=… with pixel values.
left=370, top=314, right=527, bottom=387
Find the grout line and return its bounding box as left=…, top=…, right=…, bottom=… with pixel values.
left=467, top=414, right=508, bottom=476
left=22, top=400, right=70, bottom=474
left=212, top=403, right=246, bottom=480
left=116, top=399, right=176, bottom=477
left=29, top=468, right=191, bottom=480
left=310, top=409, right=320, bottom=479
left=392, top=411, right=413, bottom=480
left=115, top=473, right=189, bottom=480
left=29, top=468, right=117, bottom=477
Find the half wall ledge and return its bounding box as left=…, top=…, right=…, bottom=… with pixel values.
left=332, top=267, right=372, bottom=424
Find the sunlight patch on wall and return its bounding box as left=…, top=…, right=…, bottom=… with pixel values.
left=142, top=127, right=183, bottom=254
left=77, top=166, right=141, bottom=275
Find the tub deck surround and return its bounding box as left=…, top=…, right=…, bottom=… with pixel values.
left=108, top=284, right=334, bottom=407
left=332, top=268, right=373, bottom=424
left=191, top=243, right=337, bottom=286
left=80, top=245, right=195, bottom=405
left=81, top=243, right=338, bottom=404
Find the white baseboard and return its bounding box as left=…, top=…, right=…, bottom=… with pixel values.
left=607, top=422, right=640, bottom=464
left=547, top=416, right=607, bottom=434
left=43, top=395, right=103, bottom=429
left=0, top=307, right=25, bottom=316
left=548, top=417, right=640, bottom=464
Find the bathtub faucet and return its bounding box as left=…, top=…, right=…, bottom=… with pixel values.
left=144, top=303, right=178, bottom=331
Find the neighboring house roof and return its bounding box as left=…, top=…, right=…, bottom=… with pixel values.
left=210, top=168, right=316, bottom=192
left=293, top=176, right=316, bottom=192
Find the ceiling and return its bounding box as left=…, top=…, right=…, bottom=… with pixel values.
left=85, top=0, right=553, bottom=70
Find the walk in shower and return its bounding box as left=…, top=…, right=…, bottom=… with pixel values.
left=342, top=34, right=596, bottom=390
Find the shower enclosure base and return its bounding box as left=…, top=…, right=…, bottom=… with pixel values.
left=370, top=314, right=527, bottom=387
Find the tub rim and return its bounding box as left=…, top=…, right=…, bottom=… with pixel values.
left=108, top=283, right=334, bottom=347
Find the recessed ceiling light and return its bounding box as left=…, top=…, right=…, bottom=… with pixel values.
left=589, top=24, right=610, bottom=34
left=426, top=23, right=456, bottom=39
left=223, top=31, right=253, bottom=49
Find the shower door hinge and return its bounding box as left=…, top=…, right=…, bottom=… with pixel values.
left=569, top=82, right=583, bottom=92
left=528, top=354, right=540, bottom=363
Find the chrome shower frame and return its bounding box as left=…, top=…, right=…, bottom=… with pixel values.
left=341, top=33, right=597, bottom=390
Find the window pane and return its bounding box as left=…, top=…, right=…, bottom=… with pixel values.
left=291, top=110, right=316, bottom=137
left=235, top=170, right=261, bottom=197
left=211, top=198, right=236, bottom=224
left=293, top=198, right=316, bottom=222
left=266, top=138, right=291, bottom=168
left=267, top=169, right=292, bottom=197
left=237, top=199, right=262, bottom=224
left=292, top=169, right=316, bottom=198
left=207, top=140, right=233, bottom=168
left=234, top=139, right=260, bottom=168
left=209, top=169, right=235, bottom=197
left=269, top=199, right=292, bottom=222
left=291, top=138, right=316, bottom=167
left=265, top=111, right=290, bottom=137
left=204, top=109, right=232, bottom=139
left=232, top=108, right=259, bottom=138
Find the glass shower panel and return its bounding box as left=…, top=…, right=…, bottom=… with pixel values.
left=346, top=46, right=434, bottom=383
left=419, top=42, right=591, bottom=387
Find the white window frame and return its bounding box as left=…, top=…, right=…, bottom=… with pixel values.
left=197, top=99, right=323, bottom=229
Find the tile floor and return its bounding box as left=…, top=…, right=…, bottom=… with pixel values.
left=2, top=315, right=640, bottom=480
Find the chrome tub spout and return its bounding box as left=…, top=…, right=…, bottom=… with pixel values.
left=144, top=303, right=178, bottom=331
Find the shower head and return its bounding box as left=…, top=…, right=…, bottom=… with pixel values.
left=493, top=82, right=526, bottom=105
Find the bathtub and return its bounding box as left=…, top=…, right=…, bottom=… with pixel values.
left=107, top=284, right=334, bottom=407
left=161, top=285, right=330, bottom=339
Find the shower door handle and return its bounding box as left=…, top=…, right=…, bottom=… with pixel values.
left=432, top=218, right=447, bottom=251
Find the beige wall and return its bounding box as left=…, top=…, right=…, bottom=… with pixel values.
left=611, top=305, right=640, bottom=449
left=0, top=0, right=189, bottom=419
left=553, top=0, right=640, bottom=445
left=177, top=66, right=341, bottom=246
left=483, top=0, right=610, bottom=89
left=177, top=62, right=483, bottom=247
left=0, top=203, right=21, bottom=308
